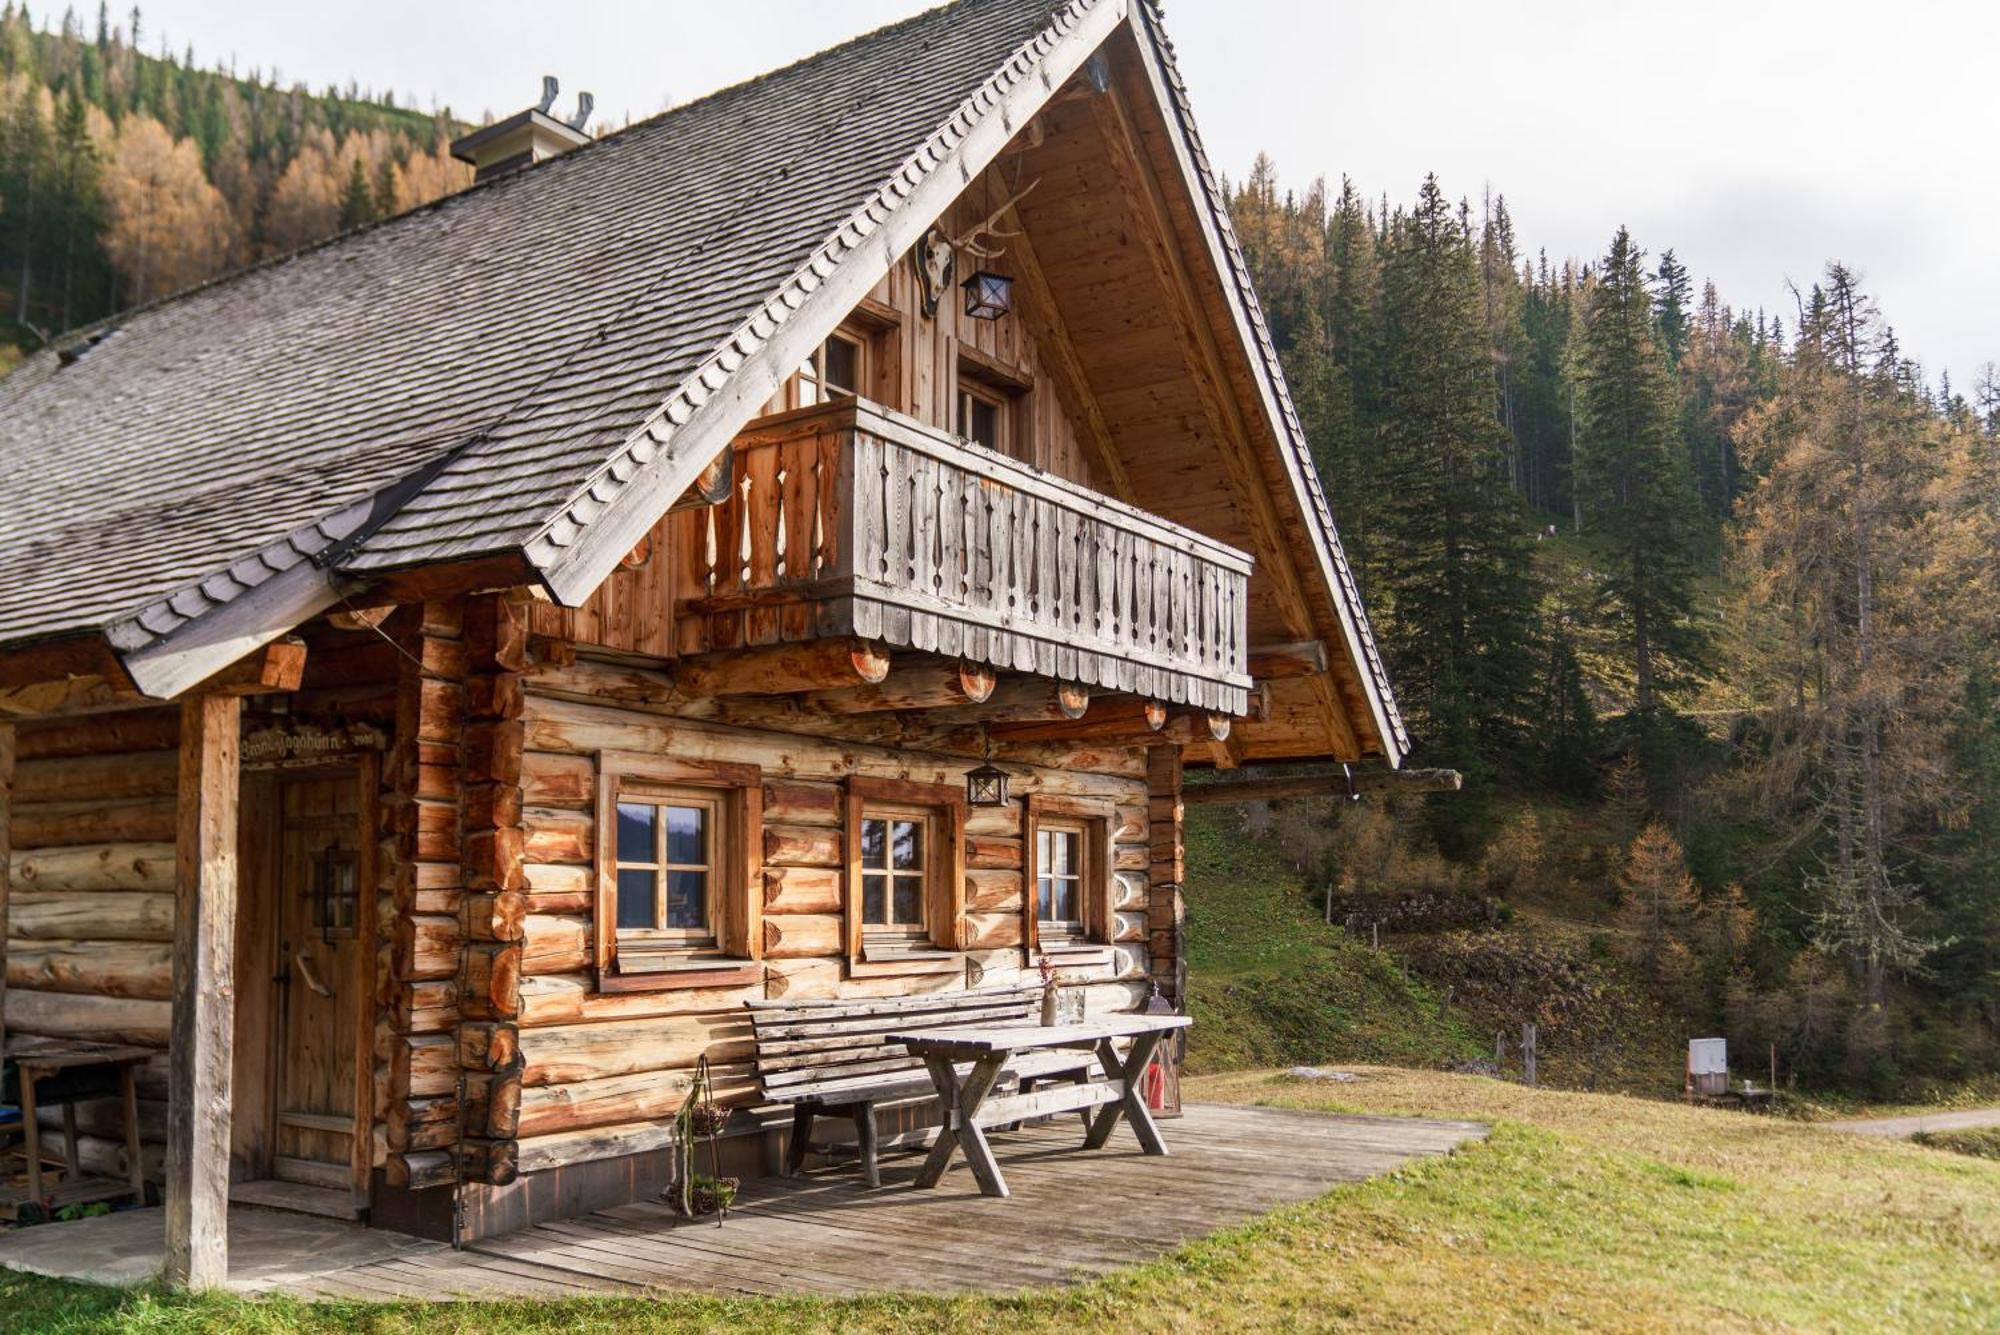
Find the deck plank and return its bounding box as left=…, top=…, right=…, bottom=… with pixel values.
left=0, top=1102, right=1486, bottom=1300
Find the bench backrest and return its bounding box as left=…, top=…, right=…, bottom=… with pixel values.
left=747, top=987, right=1039, bottom=1103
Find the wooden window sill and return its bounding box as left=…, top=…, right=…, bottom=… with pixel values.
left=1033, top=942, right=1113, bottom=968
left=849, top=945, right=964, bottom=979
left=600, top=956, right=762, bottom=993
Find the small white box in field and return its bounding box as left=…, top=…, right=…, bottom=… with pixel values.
left=1687, top=1037, right=1728, bottom=1095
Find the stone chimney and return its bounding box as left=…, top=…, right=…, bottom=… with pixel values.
left=451, top=76, right=595, bottom=183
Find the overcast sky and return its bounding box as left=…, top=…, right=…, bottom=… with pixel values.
left=131, top=0, right=1995, bottom=390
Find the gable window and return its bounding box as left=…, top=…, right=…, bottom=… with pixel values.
left=595, top=753, right=764, bottom=991
left=795, top=329, right=865, bottom=408
left=844, top=777, right=966, bottom=975
left=955, top=350, right=1033, bottom=465
left=1025, top=795, right=1114, bottom=964
left=956, top=382, right=1005, bottom=454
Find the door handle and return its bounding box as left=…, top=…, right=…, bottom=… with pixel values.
left=293, top=951, right=334, bottom=999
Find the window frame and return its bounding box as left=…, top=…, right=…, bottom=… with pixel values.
left=1034, top=819, right=1089, bottom=945
left=611, top=786, right=724, bottom=945
left=1024, top=793, right=1115, bottom=964
left=955, top=345, right=1034, bottom=466
left=594, top=751, right=764, bottom=993
left=790, top=327, right=870, bottom=410
left=843, top=776, right=966, bottom=976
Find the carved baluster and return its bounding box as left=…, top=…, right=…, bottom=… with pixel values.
left=932, top=463, right=947, bottom=595
left=774, top=467, right=789, bottom=579
left=1050, top=506, right=1066, bottom=630
left=812, top=456, right=827, bottom=578
left=959, top=472, right=974, bottom=600
left=737, top=474, right=754, bottom=587
left=704, top=505, right=719, bottom=593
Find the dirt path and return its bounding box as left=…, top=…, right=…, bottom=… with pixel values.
left=1824, top=1107, right=2000, bottom=1138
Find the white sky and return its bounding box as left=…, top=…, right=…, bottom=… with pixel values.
left=127, top=0, right=1996, bottom=390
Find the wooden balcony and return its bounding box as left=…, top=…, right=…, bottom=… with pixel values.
left=669, top=400, right=1252, bottom=714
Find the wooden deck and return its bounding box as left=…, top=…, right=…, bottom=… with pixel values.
left=0, top=1102, right=1485, bottom=1300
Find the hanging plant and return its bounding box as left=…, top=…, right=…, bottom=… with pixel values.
left=666, top=1055, right=736, bottom=1223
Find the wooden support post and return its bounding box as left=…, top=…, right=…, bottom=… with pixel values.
left=165, top=694, right=241, bottom=1290
left=0, top=721, right=12, bottom=1056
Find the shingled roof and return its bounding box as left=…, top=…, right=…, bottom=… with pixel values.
left=0, top=0, right=1405, bottom=756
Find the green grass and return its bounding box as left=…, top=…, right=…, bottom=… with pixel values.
left=8, top=1068, right=1999, bottom=1331
left=1179, top=805, right=1481, bottom=1073
left=1913, top=1127, right=2000, bottom=1160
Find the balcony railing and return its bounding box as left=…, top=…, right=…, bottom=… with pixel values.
left=671, top=399, right=1251, bottom=713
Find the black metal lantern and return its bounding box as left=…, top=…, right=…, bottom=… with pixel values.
left=965, top=759, right=1009, bottom=807
left=966, top=730, right=1010, bottom=807
left=961, top=268, right=1013, bottom=321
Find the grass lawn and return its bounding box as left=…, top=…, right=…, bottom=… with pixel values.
left=6, top=1068, right=1996, bottom=1333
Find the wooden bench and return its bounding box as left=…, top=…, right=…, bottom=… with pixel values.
left=747, top=987, right=1095, bottom=1187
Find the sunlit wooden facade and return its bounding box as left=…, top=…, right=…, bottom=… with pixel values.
left=0, top=0, right=1404, bottom=1283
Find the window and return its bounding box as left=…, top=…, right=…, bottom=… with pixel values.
left=1035, top=821, right=1087, bottom=945
left=794, top=330, right=865, bottom=408
left=594, top=753, right=764, bottom=991
left=955, top=350, right=1032, bottom=463
left=1026, top=795, right=1113, bottom=962
left=843, top=777, right=966, bottom=973
left=956, top=383, right=1005, bottom=453
left=859, top=808, right=931, bottom=938
left=614, top=791, right=719, bottom=942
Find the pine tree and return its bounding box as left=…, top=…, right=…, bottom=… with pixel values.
left=1573, top=227, right=1705, bottom=712
left=1373, top=176, right=1543, bottom=769
left=337, top=152, right=373, bottom=230
left=52, top=82, right=104, bottom=329
left=1480, top=192, right=1529, bottom=490
left=1653, top=248, right=1692, bottom=365
left=1616, top=820, right=1701, bottom=983
left=1732, top=263, right=1970, bottom=1003
left=1537, top=619, right=1599, bottom=795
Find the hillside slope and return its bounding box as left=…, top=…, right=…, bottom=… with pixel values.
left=1181, top=803, right=1482, bottom=1073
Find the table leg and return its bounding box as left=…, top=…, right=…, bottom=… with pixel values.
left=1085, top=1031, right=1168, bottom=1154
left=913, top=1053, right=1010, bottom=1196
left=913, top=1055, right=964, bottom=1188
left=952, top=1054, right=1012, bottom=1199
left=121, top=1067, right=145, bottom=1201
left=62, top=1102, right=79, bottom=1181
left=20, top=1075, right=41, bottom=1205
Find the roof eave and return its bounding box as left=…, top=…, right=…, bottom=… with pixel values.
left=1121, top=2, right=1407, bottom=766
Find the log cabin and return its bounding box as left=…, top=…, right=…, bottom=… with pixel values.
left=0, top=0, right=1407, bottom=1285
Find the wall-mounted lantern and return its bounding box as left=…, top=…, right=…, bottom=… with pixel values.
left=961, top=269, right=1014, bottom=321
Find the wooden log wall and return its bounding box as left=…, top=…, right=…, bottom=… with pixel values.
left=3, top=707, right=181, bottom=1177
left=506, top=659, right=1154, bottom=1178
left=377, top=601, right=469, bottom=1193
left=1146, top=744, right=1185, bottom=1004
left=456, top=592, right=530, bottom=1187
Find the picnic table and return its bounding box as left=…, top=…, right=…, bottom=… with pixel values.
left=889, top=1012, right=1193, bottom=1198
left=1, top=1038, right=152, bottom=1223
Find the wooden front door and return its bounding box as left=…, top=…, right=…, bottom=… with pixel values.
left=266, top=766, right=374, bottom=1201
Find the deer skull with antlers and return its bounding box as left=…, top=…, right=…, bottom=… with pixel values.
left=909, top=175, right=1040, bottom=320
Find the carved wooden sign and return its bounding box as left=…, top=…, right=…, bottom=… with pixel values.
left=241, top=720, right=389, bottom=767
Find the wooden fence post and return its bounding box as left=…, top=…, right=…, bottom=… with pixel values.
left=1521, top=1022, right=1538, bottom=1088
left=165, top=694, right=241, bottom=1291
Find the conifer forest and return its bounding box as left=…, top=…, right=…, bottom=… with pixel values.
left=1, top=6, right=1995, bottom=1100
left=1231, top=158, right=2000, bottom=1095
